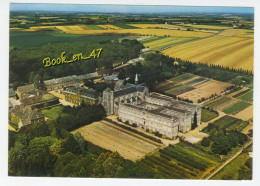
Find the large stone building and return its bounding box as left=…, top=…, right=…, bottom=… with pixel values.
left=63, top=86, right=100, bottom=106
left=102, top=80, right=201, bottom=139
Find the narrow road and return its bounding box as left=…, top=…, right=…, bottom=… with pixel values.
left=203, top=139, right=253, bottom=180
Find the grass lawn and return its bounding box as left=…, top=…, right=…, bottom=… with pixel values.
left=41, top=105, right=68, bottom=120
left=201, top=109, right=219, bottom=122
left=223, top=101, right=251, bottom=115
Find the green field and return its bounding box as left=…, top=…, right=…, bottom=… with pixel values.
left=85, top=24, right=104, bottom=30
left=143, top=37, right=196, bottom=50
left=233, top=89, right=251, bottom=98
left=41, top=105, right=68, bottom=120
left=113, top=23, right=138, bottom=29
left=211, top=153, right=251, bottom=180
left=205, top=96, right=232, bottom=109
left=202, top=115, right=244, bottom=134
left=140, top=36, right=164, bottom=44
left=201, top=109, right=219, bottom=122
left=156, top=82, right=177, bottom=92
left=223, top=101, right=251, bottom=115
left=185, top=77, right=207, bottom=86
left=238, top=90, right=253, bottom=103
left=140, top=142, right=220, bottom=179
left=165, top=85, right=191, bottom=95
left=170, top=73, right=195, bottom=83
left=10, top=31, right=123, bottom=48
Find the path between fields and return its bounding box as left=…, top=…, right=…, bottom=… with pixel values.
left=203, top=139, right=253, bottom=180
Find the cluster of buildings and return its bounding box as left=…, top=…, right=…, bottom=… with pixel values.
left=9, top=71, right=201, bottom=139
left=102, top=76, right=201, bottom=139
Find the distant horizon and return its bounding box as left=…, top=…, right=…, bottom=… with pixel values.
left=10, top=4, right=254, bottom=14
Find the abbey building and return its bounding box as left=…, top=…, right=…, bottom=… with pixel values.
left=102, top=76, right=201, bottom=140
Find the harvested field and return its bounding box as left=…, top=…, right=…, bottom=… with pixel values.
left=72, top=120, right=159, bottom=161
left=56, top=25, right=90, bottom=31
left=128, top=24, right=182, bottom=29
left=178, top=80, right=231, bottom=103
left=162, top=35, right=254, bottom=71
left=219, top=29, right=254, bottom=38
left=234, top=105, right=253, bottom=121
left=181, top=24, right=231, bottom=30
left=223, top=101, right=251, bottom=115
left=205, top=96, right=239, bottom=111
left=37, top=28, right=213, bottom=37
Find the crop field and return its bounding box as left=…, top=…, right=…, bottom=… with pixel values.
left=201, top=109, right=219, bottom=122
left=205, top=96, right=239, bottom=111
left=156, top=74, right=231, bottom=102
left=56, top=25, right=90, bottom=31
left=72, top=120, right=160, bottom=161
left=9, top=31, right=123, bottom=48
left=162, top=33, right=254, bottom=71
left=211, top=153, right=251, bottom=180
left=202, top=115, right=244, bottom=134
left=128, top=24, right=182, bottom=29
left=113, top=23, right=138, bottom=29
left=219, top=29, right=254, bottom=38
left=234, top=105, right=253, bottom=121
left=223, top=101, right=251, bottom=115
left=178, top=80, right=231, bottom=103
left=85, top=25, right=104, bottom=30
left=181, top=24, right=231, bottom=30
left=140, top=142, right=220, bottom=179
left=170, top=73, right=195, bottom=83
left=27, top=27, right=214, bottom=37
left=98, top=24, right=122, bottom=30
left=237, top=89, right=253, bottom=103
left=142, top=37, right=197, bottom=50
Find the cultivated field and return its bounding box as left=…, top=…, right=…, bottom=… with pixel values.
left=205, top=96, right=240, bottom=111
left=156, top=74, right=231, bottom=103
left=72, top=120, right=160, bottom=161
left=234, top=105, right=253, bottom=121
left=162, top=31, right=254, bottom=71
left=140, top=142, right=220, bottom=179
left=56, top=25, right=90, bottom=31
left=178, top=80, right=231, bottom=103
left=98, top=24, right=122, bottom=30
left=181, top=24, right=231, bottom=30
left=141, top=37, right=196, bottom=50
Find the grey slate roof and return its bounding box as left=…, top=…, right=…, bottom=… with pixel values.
left=64, top=86, right=99, bottom=100
left=114, top=83, right=146, bottom=98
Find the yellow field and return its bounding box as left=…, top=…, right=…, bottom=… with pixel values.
left=56, top=25, right=90, bottom=31
left=41, top=22, right=63, bottom=25
left=98, top=25, right=122, bottom=30
left=46, top=28, right=213, bottom=37
left=181, top=24, right=231, bottom=30
left=129, top=24, right=182, bottom=29
left=72, top=120, right=159, bottom=161
left=234, top=105, right=253, bottom=121
left=162, top=34, right=254, bottom=71
left=178, top=80, right=232, bottom=103
left=40, top=17, right=59, bottom=19
left=219, top=29, right=254, bottom=38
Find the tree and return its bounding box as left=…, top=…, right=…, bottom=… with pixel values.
left=201, top=137, right=211, bottom=147
left=191, top=112, right=198, bottom=130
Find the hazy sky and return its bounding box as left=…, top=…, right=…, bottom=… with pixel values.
left=10, top=3, right=254, bottom=14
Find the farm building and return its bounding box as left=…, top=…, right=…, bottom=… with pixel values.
left=102, top=81, right=201, bottom=139
left=63, top=86, right=100, bottom=106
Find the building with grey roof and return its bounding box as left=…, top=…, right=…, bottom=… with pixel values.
left=102, top=80, right=201, bottom=139
left=16, top=84, right=36, bottom=100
